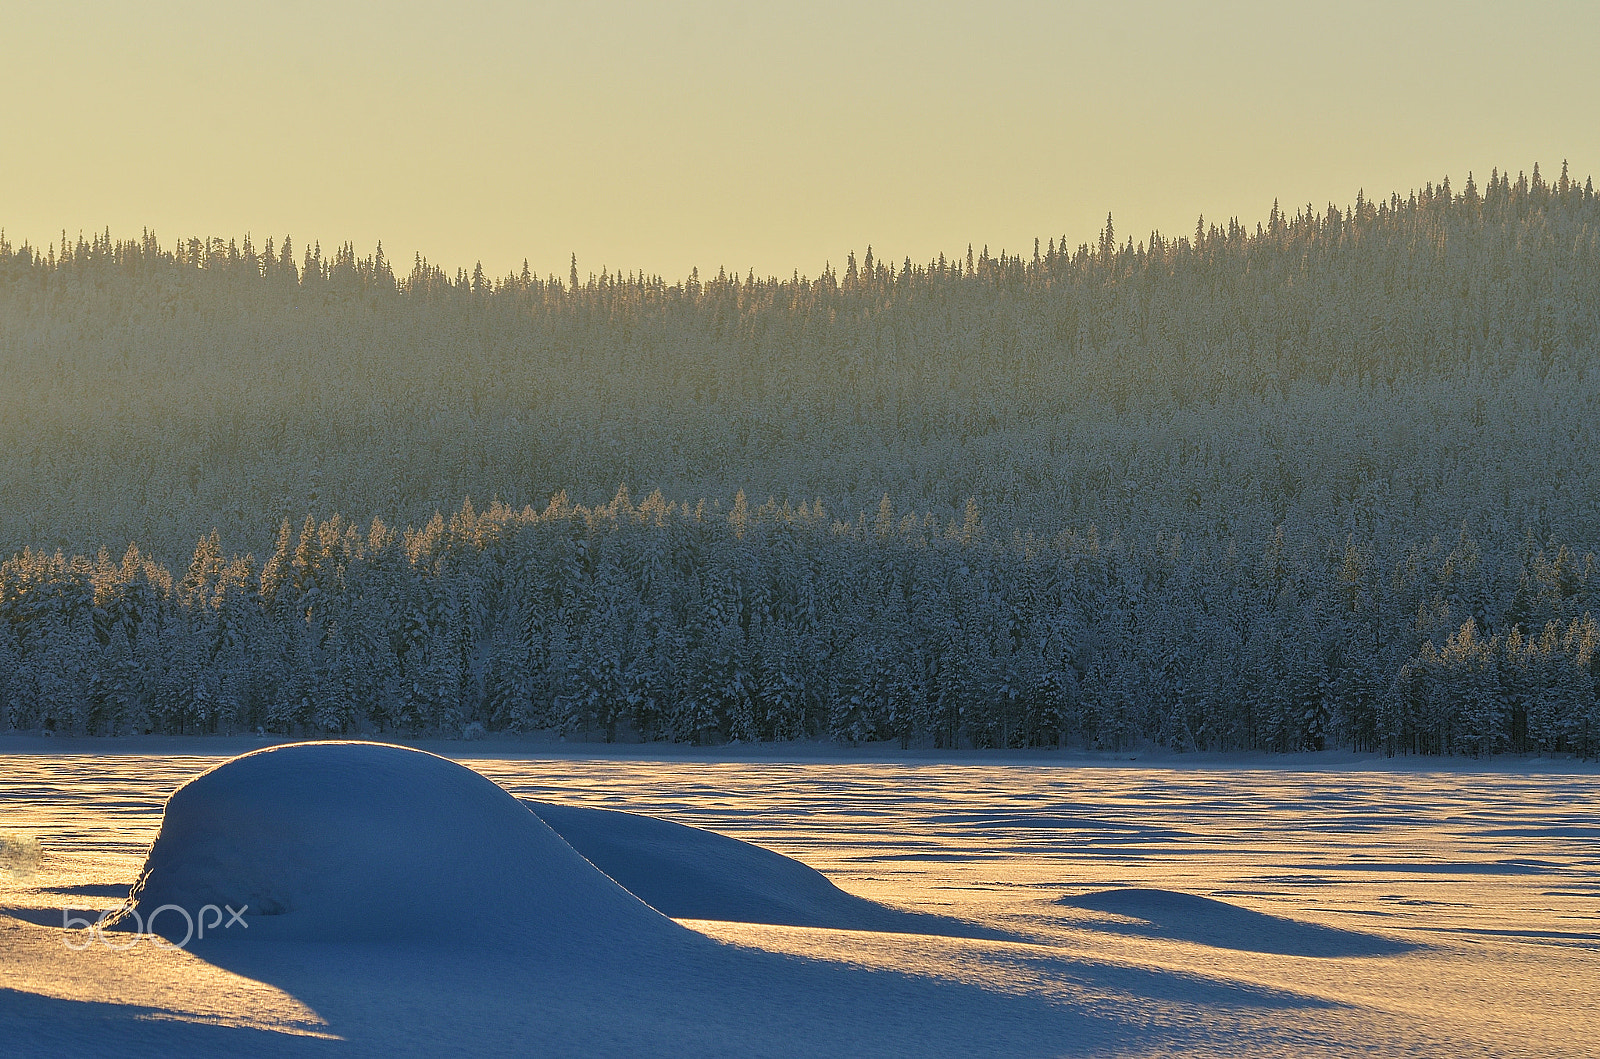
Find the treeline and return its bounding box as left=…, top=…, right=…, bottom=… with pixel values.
left=2, top=163, right=1598, bottom=563
left=0, top=494, right=1595, bottom=756
left=3, top=162, right=1600, bottom=753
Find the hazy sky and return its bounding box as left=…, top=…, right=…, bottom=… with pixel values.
left=5, top=1, right=1597, bottom=281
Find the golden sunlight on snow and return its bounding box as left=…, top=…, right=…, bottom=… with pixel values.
left=2, top=745, right=1597, bottom=1058
left=0, top=897, right=333, bottom=1038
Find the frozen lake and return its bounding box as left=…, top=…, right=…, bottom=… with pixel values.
left=2, top=741, right=1598, bottom=1057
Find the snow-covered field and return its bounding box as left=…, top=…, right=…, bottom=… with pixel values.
left=2, top=738, right=1598, bottom=1057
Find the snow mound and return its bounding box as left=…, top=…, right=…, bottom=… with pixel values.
left=1058, top=888, right=1415, bottom=957
left=118, top=742, right=676, bottom=948
left=528, top=801, right=1011, bottom=939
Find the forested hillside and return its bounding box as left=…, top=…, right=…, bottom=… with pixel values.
left=2, top=163, right=1597, bottom=753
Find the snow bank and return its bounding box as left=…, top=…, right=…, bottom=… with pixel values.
left=117, top=742, right=677, bottom=948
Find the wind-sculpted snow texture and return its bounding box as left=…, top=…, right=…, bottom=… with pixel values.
left=2, top=166, right=1600, bottom=755
left=2, top=746, right=1598, bottom=1057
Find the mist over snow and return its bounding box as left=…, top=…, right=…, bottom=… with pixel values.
left=2, top=167, right=1599, bottom=756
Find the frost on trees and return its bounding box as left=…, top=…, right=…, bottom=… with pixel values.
left=0, top=167, right=1597, bottom=754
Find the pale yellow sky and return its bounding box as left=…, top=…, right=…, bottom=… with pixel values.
left=4, top=1, right=1597, bottom=281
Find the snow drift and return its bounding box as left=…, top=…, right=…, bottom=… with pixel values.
left=116, top=741, right=678, bottom=948
left=1058, top=888, right=1415, bottom=957
left=528, top=800, right=1009, bottom=938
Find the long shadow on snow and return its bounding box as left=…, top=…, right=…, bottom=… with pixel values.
left=0, top=986, right=341, bottom=1059
left=109, top=919, right=1338, bottom=1059
left=31, top=882, right=135, bottom=900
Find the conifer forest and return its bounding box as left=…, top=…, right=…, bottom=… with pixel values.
left=2, top=164, right=1597, bottom=755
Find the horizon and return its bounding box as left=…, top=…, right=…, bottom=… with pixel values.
left=5, top=1, right=1597, bottom=281
left=6, top=160, right=1589, bottom=287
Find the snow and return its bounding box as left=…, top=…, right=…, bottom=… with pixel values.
left=112, top=740, right=1001, bottom=947
left=3, top=739, right=1599, bottom=1057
